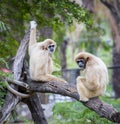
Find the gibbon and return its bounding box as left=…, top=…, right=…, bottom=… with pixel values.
left=29, top=21, right=67, bottom=83
left=75, top=52, right=108, bottom=102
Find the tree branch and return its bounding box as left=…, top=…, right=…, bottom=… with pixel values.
left=27, top=80, right=120, bottom=123
left=100, top=0, right=112, bottom=9
left=100, top=0, right=118, bottom=17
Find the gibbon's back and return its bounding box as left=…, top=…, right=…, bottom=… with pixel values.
left=85, top=53, right=109, bottom=85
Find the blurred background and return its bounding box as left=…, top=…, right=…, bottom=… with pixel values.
left=0, top=0, right=120, bottom=123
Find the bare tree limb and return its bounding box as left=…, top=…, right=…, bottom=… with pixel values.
left=26, top=80, right=120, bottom=123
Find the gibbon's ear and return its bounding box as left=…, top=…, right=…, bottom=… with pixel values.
left=40, top=45, right=47, bottom=50
left=86, top=57, right=89, bottom=62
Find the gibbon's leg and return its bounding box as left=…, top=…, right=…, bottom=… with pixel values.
left=37, top=74, right=67, bottom=83
left=29, top=21, right=37, bottom=53
left=76, top=76, right=89, bottom=102
left=47, top=58, right=53, bottom=74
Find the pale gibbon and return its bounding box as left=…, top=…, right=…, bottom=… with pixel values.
left=75, top=52, right=108, bottom=102
left=29, top=21, right=67, bottom=83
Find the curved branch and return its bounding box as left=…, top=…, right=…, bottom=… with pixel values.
left=7, top=84, right=30, bottom=98
left=28, top=80, right=120, bottom=123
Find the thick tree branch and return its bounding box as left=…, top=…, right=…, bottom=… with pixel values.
left=27, top=80, right=120, bottom=123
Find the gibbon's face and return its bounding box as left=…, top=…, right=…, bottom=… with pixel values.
left=76, top=58, right=86, bottom=70
left=48, top=44, right=56, bottom=53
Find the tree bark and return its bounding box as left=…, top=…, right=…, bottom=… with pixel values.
left=82, top=0, right=94, bottom=13
left=61, top=38, right=68, bottom=70
left=112, top=45, right=120, bottom=98
left=60, top=38, right=69, bottom=79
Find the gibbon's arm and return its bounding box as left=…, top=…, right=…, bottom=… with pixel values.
left=85, top=73, right=100, bottom=90
left=29, top=21, right=37, bottom=53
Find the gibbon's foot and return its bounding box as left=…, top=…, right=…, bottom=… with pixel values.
left=46, top=77, right=67, bottom=83
left=30, top=21, right=37, bottom=29
left=80, top=96, right=89, bottom=102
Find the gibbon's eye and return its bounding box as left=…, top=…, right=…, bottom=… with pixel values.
left=76, top=59, right=86, bottom=69
left=48, top=44, right=55, bottom=53
left=49, top=44, right=55, bottom=48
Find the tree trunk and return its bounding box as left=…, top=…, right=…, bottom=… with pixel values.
left=100, top=0, right=120, bottom=98
left=60, top=38, right=69, bottom=79
left=23, top=94, right=48, bottom=124
left=82, top=0, right=94, bottom=13
left=112, top=46, right=120, bottom=98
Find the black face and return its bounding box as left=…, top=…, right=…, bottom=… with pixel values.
left=76, top=59, right=86, bottom=70
left=48, top=44, right=55, bottom=53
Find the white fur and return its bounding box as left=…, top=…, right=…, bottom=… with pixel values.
left=30, top=21, right=37, bottom=29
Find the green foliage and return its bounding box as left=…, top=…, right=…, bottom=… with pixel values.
left=51, top=98, right=118, bottom=124
left=0, top=58, right=9, bottom=69
left=77, top=24, right=112, bottom=55
left=0, top=21, right=7, bottom=32
left=0, top=40, right=18, bottom=59
left=50, top=0, right=93, bottom=27
left=0, top=0, right=93, bottom=38
left=0, top=71, right=13, bottom=107
left=0, top=0, right=93, bottom=68
left=0, top=58, right=13, bottom=107
left=0, top=20, right=19, bottom=60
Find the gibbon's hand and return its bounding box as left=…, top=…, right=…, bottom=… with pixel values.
left=30, top=21, right=37, bottom=29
